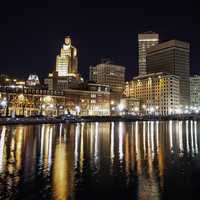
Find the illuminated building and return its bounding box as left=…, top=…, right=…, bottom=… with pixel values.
left=146, top=40, right=190, bottom=105
left=127, top=72, right=180, bottom=115
left=190, top=75, right=200, bottom=107
left=119, top=97, right=140, bottom=115
left=44, top=74, right=54, bottom=91
left=44, top=72, right=83, bottom=91
left=89, top=59, right=125, bottom=94
left=26, top=74, right=40, bottom=86
left=138, top=32, right=159, bottom=76
left=0, top=74, right=25, bottom=88
left=0, top=85, right=110, bottom=116
left=56, top=36, right=78, bottom=77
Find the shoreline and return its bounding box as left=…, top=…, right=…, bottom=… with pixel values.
left=0, top=114, right=200, bottom=125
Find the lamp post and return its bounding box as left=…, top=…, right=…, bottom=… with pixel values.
left=0, top=98, right=7, bottom=117
left=118, top=103, right=124, bottom=115
left=75, top=106, right=80, bottom=116
left=142, top=104, right=147, bottom=116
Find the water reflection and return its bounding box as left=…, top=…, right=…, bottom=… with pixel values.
left=0, top=121, right=200, bottom=199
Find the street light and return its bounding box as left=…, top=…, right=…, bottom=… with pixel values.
left=0, top=98, right=7, bottom=116
left=75, top=106, right=80, bottom=115
left=118, top=104, right=124, bottom=112
left=0, top=99, right=7, bottom=108
left=49, top=104, right=54, bottom=109
left=150, top=107, right=155, bottom=113
left=142, top=104, right=147, bottom=109
left=134, top=107, right=139, bottom=112
left=111, top=101, right=115, bottom=105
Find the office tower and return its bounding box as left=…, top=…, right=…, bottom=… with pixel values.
left=190, top=75, right=200, bottom=107
left=146, top=40, right=190, bottom=105
left=90, top=60, right=125, bottom=93
left=138, top=32, right=159, bottom=75
left=56, top=36, right=78, bottom=77
left=128, top=72, right=180, bottom=115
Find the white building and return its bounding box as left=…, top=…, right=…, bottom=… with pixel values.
left=26, top=74, right=40, bottom=86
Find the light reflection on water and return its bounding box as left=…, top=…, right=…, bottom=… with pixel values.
left=0, top=121, right=200, bottom=199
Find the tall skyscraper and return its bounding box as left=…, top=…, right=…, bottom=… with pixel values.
left=56, top=36, right=78, bottom=77
left=90, top=60, right=125, bottom=93
left=138, top=32, right=159, bottom=76
left=146, top=40, right=190, bottom=105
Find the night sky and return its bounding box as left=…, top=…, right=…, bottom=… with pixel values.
left=0, top=1, right=198, bottom=80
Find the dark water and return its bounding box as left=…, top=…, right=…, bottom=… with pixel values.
left=0, top=121, right=200, bottom=200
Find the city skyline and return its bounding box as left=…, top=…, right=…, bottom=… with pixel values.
left=1, top=2, right=200, bottom=200
left=0, top=1, right=198, bottom=80
left=0, top=33, right=195, bottom=80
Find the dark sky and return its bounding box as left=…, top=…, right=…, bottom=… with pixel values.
left=0, top=0, right=198, bottom=80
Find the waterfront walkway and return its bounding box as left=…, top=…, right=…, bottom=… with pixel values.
left=0, top=114, right=200, bottom=125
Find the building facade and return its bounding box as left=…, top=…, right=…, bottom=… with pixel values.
left=138, top=32, right=159, bottom=76
left=119, top=97, right=140, bottom=115
left=128, top=73, right=180, bottom=115
left=89, top=60, right=125, bottom=93
left=190, top=75, right=200, bottom=107
left=0, top=87, right=110, bottom=116
left=146, top=40, right=190, bottom=105
left=56, top=36, right=78, bottom=77
left=26, top=74, right=40, bottom=86
left=44, top=71, right=83, bottom=91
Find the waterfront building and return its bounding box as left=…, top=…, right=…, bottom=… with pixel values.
left=118, top=97, right=140, bottom=115
left=0, top=86, right=110, bottom=116
left=127, top=72, right=180, bottom=115
left=56, top=36, right=78, bottom=77
left=146, top=39, right=190, bottom=105
left=190, top=75, right=200, bottom=107
left=89, top=60, right=125, bottom=93
left=138, top=32, right=159, bottom=76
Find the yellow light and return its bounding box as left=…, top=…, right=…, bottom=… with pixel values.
left=18, top=94, right=25, bottom=102
left=16, top=81, right=25, bottom=85
left=43, top=96, right=53, bottom=104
